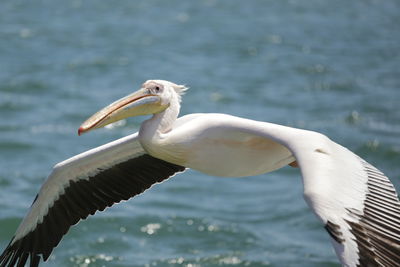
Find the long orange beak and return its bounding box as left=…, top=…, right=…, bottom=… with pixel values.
left=78, top=88, right=165, bottom=135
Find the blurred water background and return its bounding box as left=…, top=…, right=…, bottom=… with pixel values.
left=1, top=0, right=399, bottom=266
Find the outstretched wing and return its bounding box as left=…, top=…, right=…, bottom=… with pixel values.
left=290, top=132, right=400, bottom=267
left=0, top=133, right=186, bottom=267
left=169, top=114, right=400, bottom=266
left=2, top=112, right=398, bottom=267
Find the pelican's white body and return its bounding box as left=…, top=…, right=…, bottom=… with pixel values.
left=141, top=113, right=294, bottom=177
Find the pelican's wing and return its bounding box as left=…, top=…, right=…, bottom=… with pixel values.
left=173, top=114, right=400, bottom=266
left=0, top=133, right=185, bottom=267
left=288, top=132, right=400, bottom=267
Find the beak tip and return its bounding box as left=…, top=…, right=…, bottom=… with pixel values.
left=78, top=127, right=84, bottom=136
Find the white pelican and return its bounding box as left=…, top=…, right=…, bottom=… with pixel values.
left=0, top=80, right=399, bottom=267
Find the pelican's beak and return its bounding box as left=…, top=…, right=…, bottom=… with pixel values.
left=78, top=88, right=167, bottom=135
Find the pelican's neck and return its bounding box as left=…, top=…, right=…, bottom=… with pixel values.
left=139, top=97, right=180, bottom=140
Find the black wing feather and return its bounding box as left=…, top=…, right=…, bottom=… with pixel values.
left=0, top=154, right=185, bottom=267
left=347, top=160, right=400, bottom=267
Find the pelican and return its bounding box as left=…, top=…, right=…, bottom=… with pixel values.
left=1, top=80, right=399, bottom=267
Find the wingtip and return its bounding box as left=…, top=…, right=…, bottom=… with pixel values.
left=0, top=237, right=16, bottom=267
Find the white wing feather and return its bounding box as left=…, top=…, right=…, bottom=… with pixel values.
left=288, top=132, right=400, bottom=267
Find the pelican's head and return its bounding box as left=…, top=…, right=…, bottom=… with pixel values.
left=78, top=80, right=187, bottom=135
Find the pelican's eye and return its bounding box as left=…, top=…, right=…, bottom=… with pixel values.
left=150, top=84, right=163, bottom=94
left=144, top=82, right=164, bottom=94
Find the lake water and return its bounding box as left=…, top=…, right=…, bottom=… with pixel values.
left=1, top=0, right=399, bottom=266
